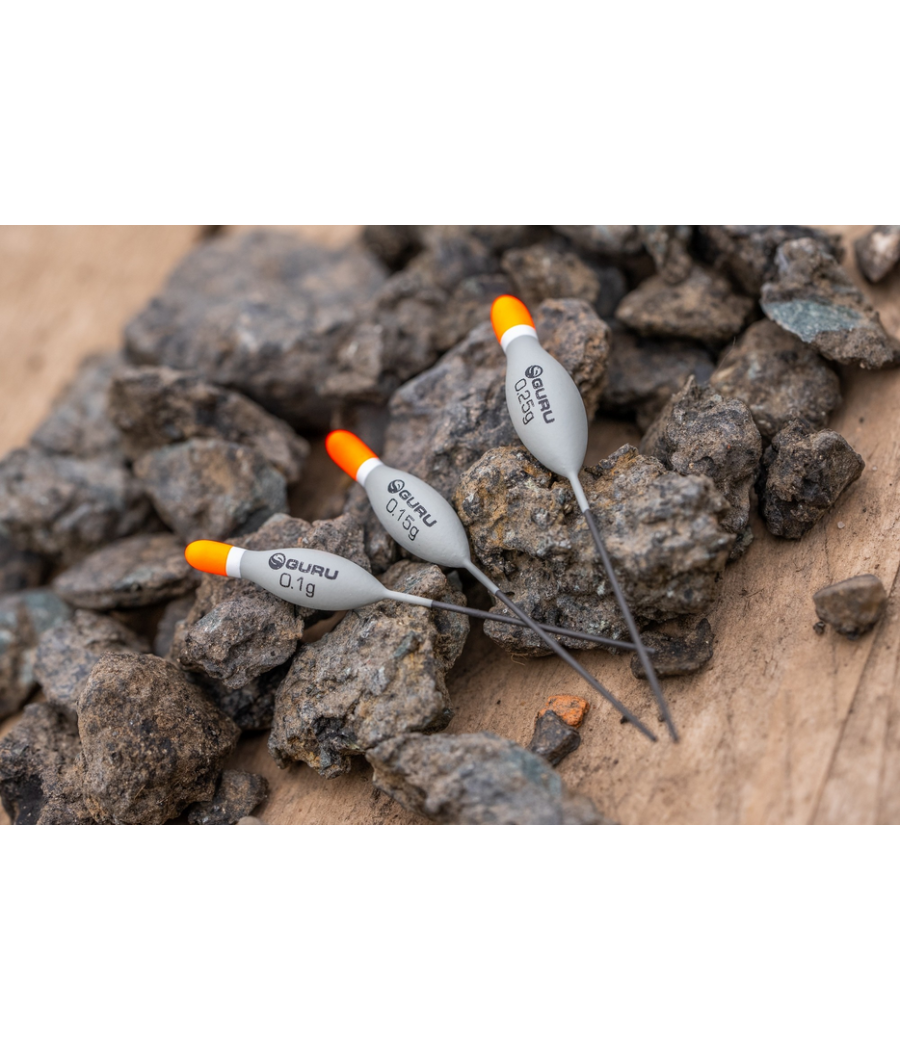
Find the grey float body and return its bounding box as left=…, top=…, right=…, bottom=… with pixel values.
left=229, top=543, right=644, bottom=652
left=234, top=547, right=431, bottom=612
left=359, top=462, right=494, bottom=586
left=503, top=332, right=589, bottom=491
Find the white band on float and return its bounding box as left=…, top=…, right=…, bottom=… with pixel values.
left=225, top=546, right=245, bottom=578
left=500, top=324, right=538, bottom=352
left=356, top=457, right=382, bottom=485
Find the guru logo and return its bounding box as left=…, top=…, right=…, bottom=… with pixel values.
left=385, top=478, right=437, bottom=527
left=514, top=365, right=555, bottom=425
left=268, top=553, right=286, bottom=569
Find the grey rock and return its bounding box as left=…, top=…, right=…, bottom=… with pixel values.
left=368, top=731, right=605, bottom=825
left=0, top=536, right=45, bottom=595
left=710, top=319, right=841, bottom=441
left=641, top=378, right=762, bottom=541
left=812, top=574, right=888, bottom=639
left=553, top=226, right=644, bottom=257
left=455, top=445, right=732, bottom=655
left=362, top=226, right=421, bottom=269
left=200, top=664, right=289, bottom=731
left=124, top=229, right=388, bottom=428
left=615, top=265, right=754, bottom=346
left=598, top=329, right=715, bottom=431
left=77, top=652, right=240, bottom=824
left=152, top=595, right=196, bottom=657
left=35, top=609, right=148, bottom=713
left=30, top=351, right=124, bottom=459
left=502, top=244, right=626, bottom=317
left=406, top=232, right=495, bottom=292
left=0, top=447, right=152, bottom=563
left=761, top=238, right=900, bottom=369
left=317, top=272, right=448, bottom=404
left=108, top=366, right=310, bottom=481
left=527, top=710, right=582, bottom=766
left=630, top=617, right=713, bottom=679
left=854, top=226, right=900, bottom=284
left=172, top=513, right=367, bottom=690
left=269, top=561, right=468, bottom=778
left=133, top=438, right=287, bottom=542
left=0, top=703, right=94, bottom=825
left=759, top=420, right=865, bottom=539
left=382, top=305, right=609, bottom=504
left=696, top=225, right=844, bottom=296
left=52, top=532, right=198, bottom=610
left=0, top=589, right=72, bottom=719
left=639, top=225, right=693, bottom=284
left=185, top=769, right=268, bottom=825
left=432, top=272, right=515, bottom=352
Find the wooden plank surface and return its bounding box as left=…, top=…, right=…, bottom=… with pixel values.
left=2, top=225, right=898, bottom=824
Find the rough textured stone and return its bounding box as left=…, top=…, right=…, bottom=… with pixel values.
left=759, top=420, right=865, bottom=539
left=455, top=445, right=731, bottom=654
left=316, top=272, right=448, bottom=404
left=630, top=617, right=713, bottom=679
left=134, top=438, right=287, bottom=542
left=639, top=225, right=693, bottom=284
left=696, top=225, right=844, bottom=296
left=615, top=266, right=753, bottom=346
left=0, top=589, right=72, bottom=718
left=124, top=229, right=388, bottom=428
left=362, top=226, right=421, bottom=269
left=553, top=226, right=644, bottom=258
left=30, top=351, right=124, bottom=459
left=432, top=272, right=514, bottom=352
left=172, top=513, right=367, bottom=690
left=52, top=533, right=198, bottom=610
left=527, top=710, right=582, bottom=766
left=854, top=226, right=900, bottom=284
left=812, top=575, right=888, bottom=639
left=0, top=536, right=44, bottom=595
left=184, top=769, right=268, bottom=825
left=710, top=319, right=841, bottom=441
left=598, top=329, right=715, bottom=431
left=77, top=652, right=239, bottom=824
left=108, top=366, right=310, bottom=481
left=269, top=561, right=468, bottom=778
left=0, top=703, right=94, bottom=825
left=382, top=307, right=609, bottom=503
left=406, top=232, right=495, bottom=292
left=0, top=447, right=152, bottom=562
left=421, top=225, right=534, bottom=255
left=538, top=694, right=590, bottom=728
left=34, top=610, right=148, bottom=713
left=501, top=244, right=626, bottom=317
left=153, top=596, right=195, bottom=657
left=200, top=664, right=289, bottom=731
left=761, top=238, right=900, bottom=369
left=641, top=378, right=762, bottom=543
left=368, top=731, right=605, bottom=825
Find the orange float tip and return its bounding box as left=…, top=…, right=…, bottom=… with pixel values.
left=491, top=295, right=535, bottom=344
left=325, top=429, right=380, bottom=480
left=185, top=539, right=233, bottom=577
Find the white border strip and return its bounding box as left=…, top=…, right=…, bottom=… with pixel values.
left=356, top=456, right=382, bottom=485
left=500, top=324, right=537, bottom=352
left=225, top=545, right=245, bottom=579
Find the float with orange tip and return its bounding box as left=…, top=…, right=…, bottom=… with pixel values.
left=491, top=293, right=678, bottom=742
left=325, top=430, right=657, bottom=742
left=183, top=539, right=649, bottom=652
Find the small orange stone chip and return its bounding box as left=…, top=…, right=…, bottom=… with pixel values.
left=539, top=694, right=590, bottom=728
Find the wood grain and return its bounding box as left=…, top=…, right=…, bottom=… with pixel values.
left=2, top=225, right=898, bottom=824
